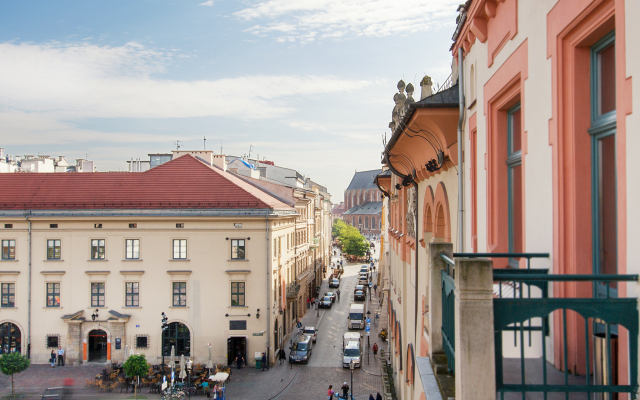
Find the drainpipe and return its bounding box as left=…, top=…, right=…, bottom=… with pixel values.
left=265, top=216, right=271, bottom=366
left=457, top=47, right=465, bottom=252
left=25, top=213, right=31, bottom=359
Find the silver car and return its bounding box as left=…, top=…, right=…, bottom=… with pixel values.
left=302, top=326, right=318, bottom=342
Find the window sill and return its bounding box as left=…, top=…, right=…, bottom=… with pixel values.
left=1, top=307, right=17, bottom=310
left=169, top=306, right=189, bottom=309
left=87, top=306, right=108, bottom=309
left=88, top=259, right=108, bottom=262
left=228, top=306, right=248, bottom=309
left=43, top=259, right=64, bottom=262
left=169, top=259, right=190, bottom=262
left=124, top=306, right=142, bottom=309
left=122, top=259, right=143, bottom=262
left=228, top=259, right=249, bottom=262
left=0, top=259, right=18, bottom=262
left=43, top=307, right=62, bottom=309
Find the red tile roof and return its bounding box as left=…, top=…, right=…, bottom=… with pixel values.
left=0, top=155, right=293, bottom=211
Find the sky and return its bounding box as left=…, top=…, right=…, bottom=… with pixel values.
left=0, top=0, right=460, bottom=200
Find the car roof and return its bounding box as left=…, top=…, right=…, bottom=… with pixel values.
left=356, top=285, right=364, bottom=288
left=303, top=326, right=316, bottom=330
left=355, top=290, right=364, bottom=294
left=327, top=292, right=335, bottom=295
left=345, top=341, right=359, bottom=349
left=298, top=335, right=312, bottom=343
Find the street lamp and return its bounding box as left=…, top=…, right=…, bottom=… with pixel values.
left=349, top=359, right=355, bottom=400
left=91, top=309, right=99, bottom=321
left=186, top=358, right=193, bottom=400
left=161, top=312, right=169, bottom=372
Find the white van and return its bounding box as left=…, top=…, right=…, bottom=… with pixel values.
left=342, top=332, right=362, bottom=368
left=348, top=304, right=365, bottom=330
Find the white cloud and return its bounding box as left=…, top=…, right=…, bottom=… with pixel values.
left=199, top=0, right=215, bottom=6
left=234, top=0, right=460, bottom=42
left=0, top=41, right=372, bottom=142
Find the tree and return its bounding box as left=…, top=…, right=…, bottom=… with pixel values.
left=0, top=352, right=30, bottom=396
left=123, top=354, right=149, bottom=398
left=341, top=230, right=369, bottom=257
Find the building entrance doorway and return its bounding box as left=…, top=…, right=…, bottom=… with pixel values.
left=0, top=323, right=21, bottom=355
left=88, top=329, right=107, bottom=362
left=227, top=337, right=246, bottom=366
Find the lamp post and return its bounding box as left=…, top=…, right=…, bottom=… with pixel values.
left=161, top=312, right=168, bottom=372
left=349, top=359, right=354, bottom=400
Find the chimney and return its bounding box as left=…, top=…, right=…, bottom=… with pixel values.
left=420, top=75, right=433, bottom=100
left=211, top=154, right=227, bottom=172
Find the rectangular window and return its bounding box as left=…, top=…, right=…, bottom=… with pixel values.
left=91, top=282, right=105, bottom=307
left=91, top=239, right=105, bottom=260
left=231, top=282, right=245, bottom=306
left=173, top=282, right=186, bottom=307
left=47, top=239, right=61, bottom=260
left=1, top=283, right=15, bottom=307
left=47, top=335, right=59, bottom=348
left=231, top=239, right=245, bottom=259
left=506, top=103, right=523, bottom=267
left=50, top=224, right=58, bottom=229
left=125, top=282, right=139, bottom=307
left=125, top=239, right=140, bottom=259
left=2, top=240, right=15, bottom=260
left=46, top=283, right=60, bottom=307
left=229, top=320, right=247, bottom=330
left=136, top=336, right=148, bottom=348
left=4, top=224, right=12, bottom=229
left=173, top=239, right=187, bottom=259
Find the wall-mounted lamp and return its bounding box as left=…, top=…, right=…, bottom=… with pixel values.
left=91, top=309, right=99, bottom=321
left=256, top=309, right=260, bottom=319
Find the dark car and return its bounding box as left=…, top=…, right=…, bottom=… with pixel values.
left=354, top=284, right=367, bottom=294
left=41, top=387, right=63, bottom=400
left=329, top=278, right=340, bottom=288
left=354, top=290, right=366, bottom=301
left=326, top=292, right=337, bottom=303
left=289, top=335, right=313, bottom=364
left=319, top=296, right=332, bottom=308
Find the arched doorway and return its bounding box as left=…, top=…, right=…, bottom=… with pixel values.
left=0, top=322, right=21, bottom=354
left=88, top=329, right=107, bottom=362
left=162, top=322, right=190, bottom=357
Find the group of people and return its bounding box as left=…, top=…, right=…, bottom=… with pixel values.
left=49, top=346, right=65, bottom=367
left=327, top=383, right=384, bottom=400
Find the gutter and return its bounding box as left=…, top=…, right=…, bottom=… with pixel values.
left=0, top=209, right=298, bottom=218
left=25, top=213, right=31, bottom=359
left=265, top=216, right=271, bottom=366
left=457, top=48, right=465, bottom=252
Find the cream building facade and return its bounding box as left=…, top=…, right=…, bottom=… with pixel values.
left=0, top=154, right=314, bottom=366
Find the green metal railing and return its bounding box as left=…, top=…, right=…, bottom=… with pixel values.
left=440, top=254, right=455, bottom=374
left=493, top=273, right=639, bottom=399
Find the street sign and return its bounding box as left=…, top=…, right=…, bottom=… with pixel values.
left=366, top=331, right=370, bottom=336
left=365, top=325, right=370, bottom=332
left=366, top=318, right=371, bottom=324
left=252, top=332, right=263, bottom=336
left=136, top=324, right=140, bottom=328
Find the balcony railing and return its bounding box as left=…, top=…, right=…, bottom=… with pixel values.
left=286, top=282, right=300, bottom=299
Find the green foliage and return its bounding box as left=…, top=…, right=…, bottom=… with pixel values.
left=123, top=355, right=149, bottom=398
left=332, top=219, right=369, bottom=257
left=0, top=353, right=30, bottom=396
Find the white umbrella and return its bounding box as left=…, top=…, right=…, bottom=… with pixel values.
left=170, top=345, right=176, bottom=367
left=179, top=354, right=187, bottom=380
left=206, top=344, right=213, bottom=370
left=124, top=345, right=129, bottom=359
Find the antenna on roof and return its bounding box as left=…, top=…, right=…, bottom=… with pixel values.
left=175, top=140, right=181, bottom=151
left=204, top=136, right=206, bottom=151
left=248, top=145, right=253, bottom=159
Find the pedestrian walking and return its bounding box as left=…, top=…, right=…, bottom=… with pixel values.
left=373, top=284, right=378, bottom=295
left=234, top=351, right=244, bottom=370
left=50, top=350, right=56, bottom=367
left=278, top=347, right=286, bottom=364
left=307, top=297, right=311, bottom=309
left=341, top=382, right=350, bottom=398
left=376, top=393, right=383, bottom=400
left=337, top=289, right=340, bottom=300
left=296, top=319, right=302, bottom=334
left=327, top=385, right=335, bottom=400
left=261, top=352, right=268, bottom=371
left=372, top=343, right=379, bottom=359
left=369, top=395, right=375, bottom=400
left=57, top=346, right=65, bottom=366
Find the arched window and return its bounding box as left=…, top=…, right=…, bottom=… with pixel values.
left=0, top=323, right=20, bottom=354
left=162, top=322, right=190, bottom=356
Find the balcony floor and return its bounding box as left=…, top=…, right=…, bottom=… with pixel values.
left=498, top=358, right=596, bottom=400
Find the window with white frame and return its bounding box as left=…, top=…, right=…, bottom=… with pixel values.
left=125, top=239, right=140, bottom=259
left=173, top=239, right=187, bottom=259
left=91, top=239, right=105, bottom=260
left=47, top=239, right=61, bottom=260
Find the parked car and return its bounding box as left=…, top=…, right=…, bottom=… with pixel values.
left=360, top=266, right=369, bottom=274
left=354, top=284, right=367, bottom=294
left=358, top=276, right=368, bottom=285
left=354, top=290, right=366, bottom=301
left=319, top=296, right=333, bottom=308
left=289, top=335, right=313, bottom=364
left=41, top=387, right=63, bottom=400
left=329, top=278, right=340, bottom=288
left=302, top=326, right=318, bottom=342
left=326, top=292, right=337, bottom=303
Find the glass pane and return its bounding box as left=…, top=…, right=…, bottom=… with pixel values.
left=598, top=134, right=617, bottom=287
left=598, top=43, right=616, bottom=116
left=511, top=108, right=521, bottom=153
left=510, top=164, right=523, bottom=254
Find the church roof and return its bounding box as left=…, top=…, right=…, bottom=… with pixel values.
left=346, top=169, right=382, bottom=191
left=343, top=201, right=382, bottom=216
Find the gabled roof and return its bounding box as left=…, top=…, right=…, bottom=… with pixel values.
left=0, top=155, right=293, bottom=211
left=346, top=170, right=382, bottom=191
left=343, top=201, right=382, bottom=216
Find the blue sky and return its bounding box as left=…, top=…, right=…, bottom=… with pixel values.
left=0, top=0, right=460, bottom=198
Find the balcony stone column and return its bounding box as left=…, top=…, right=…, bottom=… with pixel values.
left=427, top=242, right=453, bottom=357
left=454, top=258, right=495, bottom=400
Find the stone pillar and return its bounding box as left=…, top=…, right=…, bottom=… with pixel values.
left=67, top=321, right=83, bottom=366
left=454, top=258, right=496, bottom=400
left=427, top=242, right=453, bottom=357
left=110, top=322, right=126, bottom=364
